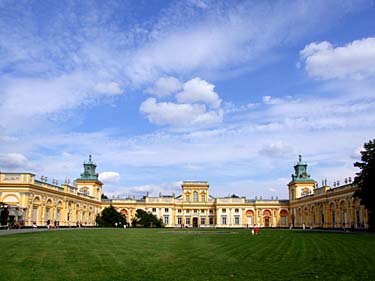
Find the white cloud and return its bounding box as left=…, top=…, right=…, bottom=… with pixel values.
left=140, top=97, right=223, bottom=128
left=145, top=76, right=182, bottom=97
left=99, top=172, right=121, bottom=183
left=300, top=37, right=375, bottom=80
left=188, top=0, right=208, bottom=9
left=123, top=181, right=181, bottom=196
left=0, top=73, right=124, bottom=130
left=176, top=78, right=221, bottom=108
left=259, top=142, right=294, bottom=157
left=262, top=95, right=284, bottom=105
left=0, top=153, right=32, bottom=170
left=94, top=82, right=123, bottom=95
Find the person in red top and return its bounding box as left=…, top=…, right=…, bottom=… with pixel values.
left=254, top=225, right=259, bottom=235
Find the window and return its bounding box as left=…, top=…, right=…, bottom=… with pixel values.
left=201, top=217, right=205, bottom=225
left=177, top=217, right=182, bottom=225
left=235, top=208, right=239, bottom=213
left=193, top=191, right=198, bottom=202
left=221, top=216, right=227, bottom=225
left=222, top=209, right=226, bottom=213
left=201, top=209, right=205, bottom=214
left=281, top=216, right=287, bottom=225
left=46, top=208, right=50, bottom=220
left=32, top=206, right=38, bottom=222
left=185, top=195, right=190, bottom=202
left=186, top=210, right=190, bottom=214
left=185, top=217, right=191, bottom=225
left=152, top=208, right=156, bottom=212
left=56, top=209, right=60, bottom=221
left=201, top=195, right=205, bottom=202
left=165, top=208, right=169, bottom=213
left=164, top=216, right=169, bottom=225
left=209, top=217, right=214, bottom=225
left=178, top=209, right=182, bottom=213
left=194, top=209, right=198, bottom=213
left=209, top=209, right=214, bottom=214
left=234, top=216, right=240, bottom=225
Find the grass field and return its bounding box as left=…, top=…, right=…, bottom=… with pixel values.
left=0, top=228, right=374, bottom=281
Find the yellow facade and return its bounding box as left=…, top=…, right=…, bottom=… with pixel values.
left=0, top=156, right=369, bottom=229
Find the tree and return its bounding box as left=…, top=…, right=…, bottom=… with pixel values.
left=0, top=203, right=9, bottom=226
left=131, top=209, right=163, bottom=228
left=101, top=193, right=109, bottom=199
left=354, top=138, right=375, bottom=230
left=96, top=205, right=126, bottom=227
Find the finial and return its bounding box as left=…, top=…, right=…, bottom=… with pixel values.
left=89, top=154, right=92, bottom=162
left=298, top=154, right=302, bottom=162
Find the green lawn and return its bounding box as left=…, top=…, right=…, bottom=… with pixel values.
left=0, top=228, right=374, bottom=281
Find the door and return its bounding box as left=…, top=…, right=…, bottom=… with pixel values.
left=264, top=216, right=270, bottom=227
left=193, top=217, right=198, bottom=227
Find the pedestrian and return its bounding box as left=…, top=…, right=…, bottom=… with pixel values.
left=251, top=228, right=254, bottom=235
left=254, top=225, right=259, bottom=235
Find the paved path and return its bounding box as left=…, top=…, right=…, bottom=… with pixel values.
left=0, top=228, right=86, bottom=236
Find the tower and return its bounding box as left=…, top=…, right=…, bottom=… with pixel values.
left=288, top=155, right=315, bottom=201
left=75, top=155, right=103, bottom=201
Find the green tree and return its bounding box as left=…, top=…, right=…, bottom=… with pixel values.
left=131, top=209, right=163, bottom=228
left=0, top=203, right=9, bottom=226
left=354, top=138, right=375, bottom=230
left=96, top=205, right=126, bottom=227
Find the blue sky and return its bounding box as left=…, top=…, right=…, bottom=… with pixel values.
left=1, top=0, right=375, bottom=199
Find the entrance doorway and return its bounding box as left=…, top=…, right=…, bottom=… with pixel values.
left=193, top=217, right=198, bottom=227
left=264, top=216, right=270, bottom=227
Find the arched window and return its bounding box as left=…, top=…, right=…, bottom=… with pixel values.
left=280, top=210, right=288, bottom=226
left=246, top=210, right=254, bottom=225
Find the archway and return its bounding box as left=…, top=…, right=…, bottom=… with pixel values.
left=263, top=210, right=271, bottom=227
left=120, top=209, right=128, bottom=223
left=280, top=210, right=288, bottom=226
left=246, top=210, right=254, bottom=226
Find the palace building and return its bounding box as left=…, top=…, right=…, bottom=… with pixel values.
left=0, top=155, right=369, bottom=229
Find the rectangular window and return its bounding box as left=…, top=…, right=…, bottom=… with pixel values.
left=201, top=217, right=205, bottom=225
left=177, top=217, right=182, bottom=225
left=46, top=208, right=50, bottom=220
left=234, top=216, right=240, bottom=225
left=32, top=206, right=38, bottom=222
left=193, top=192, right=198, bottom=202
left=185, top=217, right=191, bottom=225
left=186, top=210, right=190, bottom=214
left=185, top=195, right=190, bottom=202
left=209, top=209, right=214, bottom=214
left=56, top=209, right=60, bottom=221
left=165, top=208, right=169, bottom=213
left=152, top=208, right=156, bottom=212
left=209, top=217, right=214, bottom=225
left=281, top=216, right=287, bottom=225
left=235, top=208, right=239, bottom=213
left=221, top=216, right=227, bottom=225
left=201, top=209, right=205, bottom=214
left=222, top=209, right=226, bottom=213
left=201, top=195, right=205, bottom=202
left=178, top=209, right=182, bottom=213
left=164, top=216, right=169, bottom=225
left=194, top=209, right=198, bottom=213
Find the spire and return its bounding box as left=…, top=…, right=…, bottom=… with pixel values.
left=291, top=155, right=313, bottom=182
left=79, top=155, right=99, bottom=180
